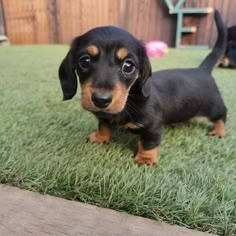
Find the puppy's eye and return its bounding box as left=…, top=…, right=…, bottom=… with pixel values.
left=122, top=59, right=135, bottom=74
left=79, top=55, right=91, bottom=70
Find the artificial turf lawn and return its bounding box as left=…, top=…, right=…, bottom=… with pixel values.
left=0, top=45, right=236, bottom=235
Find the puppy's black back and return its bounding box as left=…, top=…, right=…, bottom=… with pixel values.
left=151, top=68, right=226, bottom=124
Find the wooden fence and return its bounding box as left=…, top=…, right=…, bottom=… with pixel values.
left=1, top=0, right=236, bottom=47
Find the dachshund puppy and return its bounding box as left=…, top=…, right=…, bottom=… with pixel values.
left=219, top=25, right=236, bottom=68
left=59, top=10, right=227, bottom=166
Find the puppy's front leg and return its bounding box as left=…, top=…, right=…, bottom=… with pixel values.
left=88, top=121, right=112, bottom=144
left=134, top=128, right=162, bottom=166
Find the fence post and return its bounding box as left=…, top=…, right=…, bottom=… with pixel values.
left=0, top=0, right=8, bottom=44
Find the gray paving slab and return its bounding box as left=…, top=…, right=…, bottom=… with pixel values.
left=0, top=184, right=217, bottom=236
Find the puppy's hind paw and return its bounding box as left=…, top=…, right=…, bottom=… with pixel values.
left=209, top=120, right=225, bottom=138
left=208, top=130, right=224, bottom=138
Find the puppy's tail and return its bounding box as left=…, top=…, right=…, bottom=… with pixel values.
left=199, top=10, right=227, bottom=73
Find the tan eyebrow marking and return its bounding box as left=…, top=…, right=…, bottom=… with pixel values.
left=86, top=45, right=99, bottom=56
left=117, top=48, right=128, bottom=60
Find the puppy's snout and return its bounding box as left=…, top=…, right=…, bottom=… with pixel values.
left=92, top=92, right=113, bottom=108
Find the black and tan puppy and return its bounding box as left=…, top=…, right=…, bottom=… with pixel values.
left=219, top=25, right=236, bottom=68
left=59, top=10, right=227, bottom=166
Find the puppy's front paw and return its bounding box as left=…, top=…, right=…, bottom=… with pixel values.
left=134, top=142, right=159, bottom=166
left=88, top=131, right=110, bottom=144
left=87, top=126, right=112, bottom=144
left=134, top=154, right=157, bottom=166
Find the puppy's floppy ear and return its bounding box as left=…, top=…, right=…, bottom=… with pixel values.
left=58, top=50, right=77, bottom=100
left=139, top=48, right=152, bottom=98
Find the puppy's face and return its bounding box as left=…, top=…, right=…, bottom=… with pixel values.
left=76, top=41, right=139, bottom=114
left=59, top=26, right=151, bottom=114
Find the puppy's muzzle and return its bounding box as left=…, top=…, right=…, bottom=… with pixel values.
left=91, top=92, right=113, bottom=108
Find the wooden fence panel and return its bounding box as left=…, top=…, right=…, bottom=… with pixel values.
left=207, top=0, right=236, bottom=47
left=181, top=0, right=207, bottom=45
left=3, top=0, right=35, bottom=44
left=57, top=0, right=121, bottom=43
left=2, top=0, right=50, bottom=44
left=0, top=0, right=6, bottom=36
left=2, top=0, right=236, bottom=46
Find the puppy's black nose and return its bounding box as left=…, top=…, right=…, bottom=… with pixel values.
left=92, top=92, right=112, bottom=108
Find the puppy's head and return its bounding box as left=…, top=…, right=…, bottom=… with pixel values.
left=59, top=26, right=152, bottom=114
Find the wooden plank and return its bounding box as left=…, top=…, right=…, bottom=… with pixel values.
left=33, top=0, right=50, bottom=44
left=206, top=0, right=225, bottom=48
left=159, top=0, right=177, bottom=46
left=149, top=0, right=159, bottom=41
left=2, top=0, right=35, bottom=44
left=181, top=15, right=199, bottom=46
left=2, top=0, right=50, bottom=44
left=0, top=184, right=216, bottom=236
left=48, top=0, right=59, bottom=43
left=60, top=0, right=73, bottom=43
left=118, top=0, right=127, bottom=27
left=196, top=0, right=212, bottom=46
left=225, top=0, right=236, bottom=26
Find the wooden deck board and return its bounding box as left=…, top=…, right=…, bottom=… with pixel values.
left=0, top=185, right=217, bottom=236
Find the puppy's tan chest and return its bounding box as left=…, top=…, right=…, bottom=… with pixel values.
left=120, top=122, right=143, bottom=130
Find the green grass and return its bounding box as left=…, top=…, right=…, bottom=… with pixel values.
left=0, top=46, right=236, bottom=235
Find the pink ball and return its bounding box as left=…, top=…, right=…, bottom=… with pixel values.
left=145, top=41, right=168, bottom=57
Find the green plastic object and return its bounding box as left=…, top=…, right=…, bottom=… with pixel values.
left=164, top=0, right=212, bottom=48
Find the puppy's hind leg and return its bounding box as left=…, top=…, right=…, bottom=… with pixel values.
left=208, top=106, right=227, bottom=138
